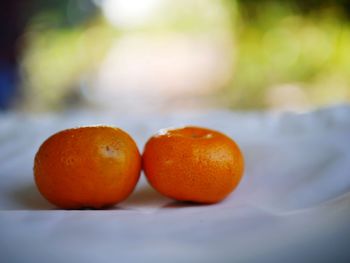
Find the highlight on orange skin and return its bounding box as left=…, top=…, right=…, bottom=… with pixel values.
left=34, top=126, right=141, bottom=209
left=142, top=126, right=244, bottom=204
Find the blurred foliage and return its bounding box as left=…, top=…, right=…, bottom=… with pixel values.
left=19, top=0, right=350, bottom=111
left=222, top=0, right=350, bottom=109
left=21, top=17, right=117, bottom=110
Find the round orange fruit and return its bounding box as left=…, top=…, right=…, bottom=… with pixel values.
left=142, top=126, right=244, bottom=203
left=34, top=126, right=141, bottom=209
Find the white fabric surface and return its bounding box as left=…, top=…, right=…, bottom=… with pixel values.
left=0, top=105, right=350, bottom=263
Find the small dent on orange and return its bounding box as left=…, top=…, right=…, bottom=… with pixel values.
left=100, top=145, right=119, bottom=158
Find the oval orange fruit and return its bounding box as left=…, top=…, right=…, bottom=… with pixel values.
left=142, top=126, right=244, bottom=203
left=34, top=126, right=141, bottom=209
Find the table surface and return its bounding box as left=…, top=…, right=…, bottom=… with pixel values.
left=1, top=105, right=350, bottom=263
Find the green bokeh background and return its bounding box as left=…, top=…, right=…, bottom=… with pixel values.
left=18, top=0, right=350, bottom=111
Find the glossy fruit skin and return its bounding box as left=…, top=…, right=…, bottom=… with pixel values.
left=34, top=126, right=141, bottom=209
left=142, top=126, right=244, bottom=203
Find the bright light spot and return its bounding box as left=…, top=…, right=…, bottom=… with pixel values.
left=86, top=34, right=233, bottom=111
left=100, top=0, right=162, bottom=28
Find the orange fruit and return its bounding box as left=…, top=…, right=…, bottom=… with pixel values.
left=142, top=126, right=244, bottom=203
left=34, top=126, right=141, bottom=209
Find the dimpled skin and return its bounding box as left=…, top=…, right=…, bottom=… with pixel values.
left=142, top=126, right=244, bottom=203
left=34, top=126, right=141, bottom=209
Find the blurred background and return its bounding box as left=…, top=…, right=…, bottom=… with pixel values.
left=1, top=0, right=349, bottom=113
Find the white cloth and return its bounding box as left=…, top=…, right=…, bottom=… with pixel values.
left=0, top=105, right=350, bottom=263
